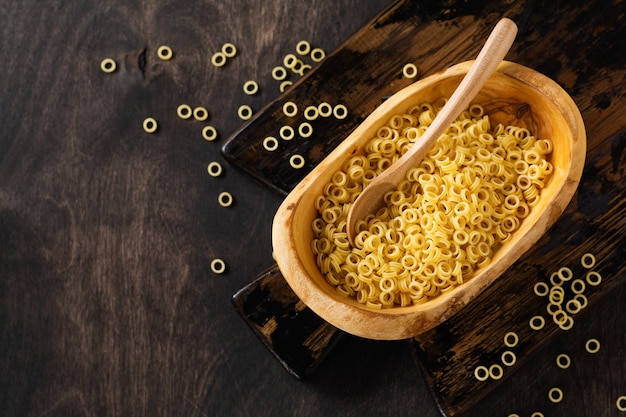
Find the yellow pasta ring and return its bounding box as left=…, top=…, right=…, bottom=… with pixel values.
left=296, top=40, right=311, bottom=55
left=177, top=104, right=192, bottom=119
left=290, top=154, right=305, bottom=169
left=193, top=106, right=209, bottom=121
left=218, top=191, right=234, bottom=207
left=211, top=52, right=227, bottom=67
left=279, top=125, right=295, bottom=141
left=221, top=42, right=237, bottom=58
left=202, top=126, right=218, bottom=141
left=585, top=338, right=600, bottom=353
left=333, top=104, right=348, bottom=119
left=100, top=58, right=116, bottom=73
left=237, top=105, right=253, bottom=120
left=143, top=117, right=158, bottom=133
left=556, top=353, right=571, bottom=369
left=501, top=350, right=516, bottom=367
left=617, top=396, right=626, bottom=412
left=272, top=66, right=288, bottom=81
left=580, top=252, right=596, bottom=269
left=263, top=136, right=279, bottom=151
left=207, top=162, right=222, bottom=177
left=283, top=101, right=298, bottom=117
left=243, top=80, right=259, bottom=95
left=210, top=258, right=227, bottom=274
left=503, top=331, right=519, bottom=348
left=283, top=53, right=298, bottom=69
left=529, top=315, right=545, bottom=330
left=548, top=387, right=563, bottom=403
left=489, top=364, right=503, bottom=380
left=403, top=63, right=418, bottom=78
left=318, top=102, right=332, bottom=117
left=473, top=365, right=489, bottom=381
left=298, top=122, right=313, bottom=138
left=304, top=105, right=319, bottom=121
left=157, top=45, right=173, bottom=61
left=310, top=47, right=325, bottom=62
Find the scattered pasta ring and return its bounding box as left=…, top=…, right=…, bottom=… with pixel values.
left=243, top=80, right=259, bottom=95
left=177, top=104, right=192, bottom=119
left=290, top=154, right=305, bottom=169
left=263, top=136, right=279, bottom=151
left=549, top=271, right=563, bottom=287
left=333, top=104, right=348, bottom=119
left=238, top=105, right=253, bottom=120
left=207, top=162, right=223, bottom=177
left=574, top=293, right=588, bottom=309
left=558, top=266, right=573, bottom=281
left=559, top=315, right=574, bottom=330
left=501, top=350, right=516, bottom=367
left=298, top=122, right=313, bottom=138
left=157, top=45, right=173, bottom=60
left=489, top=364, right=503, bottom=380
left=565, top=298, right=582, bottom=314
left=221, top=43, right=237, bottom=58
left=211, top=52, right=227, bottom=67
left=310, top=47, right=325, bottom=62
left=279, top=80, right=293, bottom=92
left=218, top=192, right=234, bottom=207
left=617, top=396, right=626, bottom=412
left=318, top=102, right=332, bottom=117
left=571, top=278, right=586, bottom=294
left=272, top=66, right=288, bottom=81
left=503, top=331, right=519, bottom=348
left=586, top=271, right=602, bottom=286
left=193, top=106, right=209, bottom=121
left=210, top=258, right=227, bottom=274
left=283, top=53, right=298, bottom=69
left=100, top=58, right=116, bottom=73
left=556, top=353, right=571, bottom=369
left=283, top=101, right=298, bottom=117
left=143, top=117, right=158, bottom=133
left=581, top=252, right=596, bottom=269
left=296, top=40, right=311, bottom=55
left=403, top=63, right=418, bottom=78
left=585, top=338, right=600, bottom=353
left=304, top=106, right=319, bottom=120
left=508, top=414, right=520, bottom=417
left=551, top=309, right=569, bottom=325
left=529, top=315, right=545, bottom=330
left=533, top=282, right=549, bottom=296
left=530, top=413, right=544, bottom=417
left=474, top=365, right=489, bottom=381
left=279, top=125, right=295, bottom=141
left=202, top=126, right=218, bottom=141
left=548, top=387, right=563, bottom=403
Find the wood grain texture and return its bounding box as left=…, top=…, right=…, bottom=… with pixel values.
left=0, top=1, right=624, bottom=417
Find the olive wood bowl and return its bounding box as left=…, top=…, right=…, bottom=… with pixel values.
left=272, top=60, right=586, bottom=340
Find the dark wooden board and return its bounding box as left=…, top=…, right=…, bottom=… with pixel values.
left=225, top=0, right=626, bottom=415
left=232, top=265, right=344, bottom=380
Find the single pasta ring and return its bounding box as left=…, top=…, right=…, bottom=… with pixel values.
left=100, top=58, right=116, bottom=73
left=157, top=45, right=173, bottom=60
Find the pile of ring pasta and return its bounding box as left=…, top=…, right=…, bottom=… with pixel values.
left=311, top=98, right=554, bottom=309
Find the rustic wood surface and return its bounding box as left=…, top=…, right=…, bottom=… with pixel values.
left=1, top=2, right=624, bottom=417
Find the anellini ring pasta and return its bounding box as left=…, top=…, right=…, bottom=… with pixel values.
left=143, top=118, right=157, bottom=133
left=211, top=259, right=227, bottom=274
left=310, top=99, right=554, bottom=308
left=157, top=45, right=173, bottom=60
left=100, top=58, right=116, bottom=73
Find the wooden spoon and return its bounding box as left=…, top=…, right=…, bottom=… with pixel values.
left=346, top=17, right=518, bottom=245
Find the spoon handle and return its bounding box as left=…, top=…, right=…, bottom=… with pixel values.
left=347, top=17, right=518, bottom=243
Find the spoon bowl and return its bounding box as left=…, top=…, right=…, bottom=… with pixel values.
left=272, top=60, right=586, bottom=340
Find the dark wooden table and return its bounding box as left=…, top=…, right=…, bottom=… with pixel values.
left=1, top=1, right=624, bottom=417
